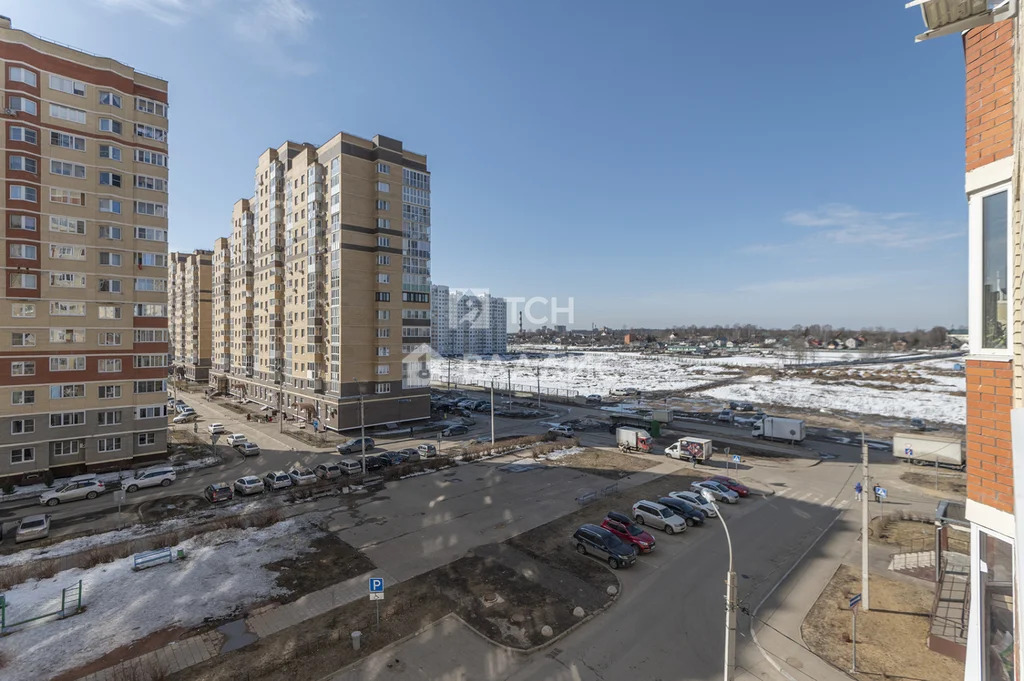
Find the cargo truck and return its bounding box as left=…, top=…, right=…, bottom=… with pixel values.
left=752, top=417, right=805, bottom=443
left=893, top=433, right=965, bottom=470
left=616, top=426, right=654, bottom=453
left=664, top=437, right=713, bottom=463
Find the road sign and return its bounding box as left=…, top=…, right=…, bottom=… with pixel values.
left=874, top=486, right=887, bottom=498
left=849, top=593, right=861, bottom=609
left=904, top=446, right=913, bottom=457
left=369, top=592, right=384, bottom=601
left=113, top=490, right=126, bottom=505
left=731, top=454, right=742, bottom=463
left=369, top=577, right=384, bottom=593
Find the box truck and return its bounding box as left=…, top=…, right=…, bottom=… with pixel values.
left=893, top=433, right=965, bottom=470
left=752, top=417, right=805, bottom=443
left=664, top=437, right=713, bottom=463
left=616, top=426, right=653, bottom=453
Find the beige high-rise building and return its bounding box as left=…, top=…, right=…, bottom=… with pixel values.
left=0, top=16, right=170, bottom=481
left=210, top=236, right=231, bottom=388
left=168, top=249, right=212, bottom=383
left=210, top=132, right=431, bottom=430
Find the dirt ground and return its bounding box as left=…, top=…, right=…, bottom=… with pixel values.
left=137, top=494, right=209, bottom=522
left=870, top=519, right=934, bottom=548
left=802, top=564, right=964, bottom=681
left=264, top=533, right=376, bottom=603
left=543, top=447, right=660, bottom=479
left=900, top=470, right=967, bottom=496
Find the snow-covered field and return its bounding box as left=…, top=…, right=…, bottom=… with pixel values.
left=0, top=517, right=322, bottom=681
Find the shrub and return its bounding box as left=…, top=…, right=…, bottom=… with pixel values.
left=1, top=481, right=14, bottom=496
left=43, top=470, right=55, bottom=488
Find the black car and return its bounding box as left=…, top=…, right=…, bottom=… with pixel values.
left=657, top=497, right=705, bottom=527
left=380, top=451, right=409, bottom=466
left=364, top=455, right=388, bottom=471
left=442, top=425, right=469, bottom=437
left=572, top=523, right=637, bottom=569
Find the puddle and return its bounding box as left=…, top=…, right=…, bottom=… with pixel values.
left=218, top=618, right=257, bottom=653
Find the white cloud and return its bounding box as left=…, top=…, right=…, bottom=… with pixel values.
left=782, top=203, right=962, bottom=249
left=231, top=0, right=313, bottom=42
left=93, top=0, right=196, bottom=25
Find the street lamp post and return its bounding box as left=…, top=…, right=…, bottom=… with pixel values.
left=701, top=489, right=737, bottom=681
left=490, top=383, right=495, bottom=446
left=507, top=368, right=512, bottom=408
left=860, top=429, right=870, bottom=611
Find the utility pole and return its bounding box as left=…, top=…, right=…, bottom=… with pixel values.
left=507, top=368, right=512, bottom=408
left=278, top=388, right=283, bottom=434
left=536, top=367, right=541, bottom=408
left=861, top=429, right=870, bottom=611
left=490, top=383, right=495, bottom=445
left=360, top=392, right=367, bottom=475
left=447, top=357, right=451, bottom=392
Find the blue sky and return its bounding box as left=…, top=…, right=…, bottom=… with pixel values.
left=11, top=0, right=967, bottom=330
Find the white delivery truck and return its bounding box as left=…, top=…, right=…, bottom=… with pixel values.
left=664, top=437, right=713, bottom=463
left=893, top=433, right=965, bottom=470
left=752, top=417, right=805, bottom=443
left=616, top=426, right=654, bottom=453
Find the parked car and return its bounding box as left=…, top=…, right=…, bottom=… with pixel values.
left=175, top=404, right=193, bottom=414
left=666, top=490, right=718, bottom=517
left=585, top=394, right=602, bottom=404
left=380, top=451, right=409, bottom=466
left=121, top=467, right=176, bottom=493
left=632, top=500, right=687, bottom=534
left=709, top=475, right=750, bottom=497
left=657, top=497, right=706, bottom=526
left=173, top=399, right=186, bottom=407
left=208, top=423, right=226, bottom=434
left=601, top=511, right=656, bottom=553
left=572, top=523, right=637, bottom=569
left=336, top=437, right=375, bottom=454
left=288, top=468, right=317, bottom=486
left=610, top=387, right=639, bottom=396
left=263, top=471, right=293, bottom=490
left=234, top=476, right=265, bottom=496
left=172, top=412, right=198, bottom=424
left=16, top=514, right=51, bottom=543
left=455, top=398, right=476, bottom=408
left=237, top=442, right=261, bottom=457
left=315, top=463, right=343, bottom=480
left=39, top=476, right=105, bottom=506
left=204, top=483, right=234, bottom=503
left=417, top=444, right=437, bottom=458
left=473, top=401, right=492, bottom=412
left=737, top=402, right=754, bottom=412
left=442, top=425, right=468, bottom=437
left=396, top=448, right=421, bottom=462
left=690, top=480, right=739, bottom=504
left=226, top=433, right=248, bottom=447
left=718, top=409, right=734, bottom=422
left=548, top=425, right=575, bottom=438
left=337, top=459, right=364, bottom=475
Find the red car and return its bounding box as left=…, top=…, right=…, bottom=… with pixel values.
left=601, top=511, right=656, bottom=553
left=710, top=475, right=749, bottom=497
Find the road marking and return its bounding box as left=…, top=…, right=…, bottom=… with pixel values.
left=837, top=499, right=850, bottom=508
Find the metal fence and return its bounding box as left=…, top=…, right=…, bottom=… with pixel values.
left=0, top=579, right=83, bottom=633
left=575, top=482, right=620, bottom=506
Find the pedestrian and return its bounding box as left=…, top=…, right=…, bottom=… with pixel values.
left=854, top=481, right=862, bottom=501
left=873, top=486, right=880, bottom=503
left=193, top=422, right=198, bottom=434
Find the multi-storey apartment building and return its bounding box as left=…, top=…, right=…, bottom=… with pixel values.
left=430, top=284, right=507, bottom=356
left=168, top=249, right=212, bottom=383
left=0, top=16, right=170, bottom=482
left=912, top=3, right=1021, bottom=678
left=210, top=236, right=230, bottom=392
left=210, top=132, right=430, bottom=430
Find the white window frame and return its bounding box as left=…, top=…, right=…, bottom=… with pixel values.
left=969, top=182, right=1014, bottom=357
left=8, top=66, right=36, bottom=86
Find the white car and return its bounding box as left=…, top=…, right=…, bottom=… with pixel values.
left=16, top=514, right=51, bottom=543
left=548, top=425, right=575, bottom=438
left=40, top=476, right=105, bottom=506
left=718, top=410, right=734, bottom=422
left=234, top=476, right=265, bottom=496
left=288, top=468, right=316, bottom=486
left=226, top=433, right=248, bottom=447
left=208, top=423, right=226, bottom=434
left=172, top=412, right=197, bottom=424
left=690, top=480, right=739, bottom=504
left=121, top=467, right=176, bottom=493
left=263, top=471, right=293, bottom=490
left=631, top=500, right=687, bottom=535
left=666, top=490, right=718, bottom=517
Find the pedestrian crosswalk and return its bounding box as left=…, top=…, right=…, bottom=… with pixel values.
left=769, top=487, right=850, bottom=509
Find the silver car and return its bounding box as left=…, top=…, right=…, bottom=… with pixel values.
left=690, top=480, right=739, bottom=504
left=667, top=490, right=718, bottom=517
left=40, top=477, right=105, bottom=506
left=234, top=476, right=265, bottom=496
left=16, top=514, right=51, bottom=543
left=632, top=500, right=687, bottom=535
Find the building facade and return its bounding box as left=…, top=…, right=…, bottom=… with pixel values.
left=0, top=16, right=170, bottom=482
left=430, top=284, right=507, bottom=356
left=209, top=133, right=431, bottom=430
left=210, top=236, right=230, bottom=391
left=168, top=249, right=212, bottom=383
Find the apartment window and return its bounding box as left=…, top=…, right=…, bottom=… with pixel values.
left=377, top=163, right=390, bottom=174
left=376, top=347, right=391, bottom=356
left=12, top=390, right=35, bottom=405
left=134, top=149, right=168, bottom=167
left=98, top=385, right=121, bottom=399
left=134, top=380, right=166, bottom=394
left=99, top=172, right=122, bottom=187
left=98, top=225, right=121, bottom=240
left=50, top=356, right=86, bottom=372
left=52, top=440, right=83, bottom=457
left=98, top=198, right=121, bottom=214
left=10, top=214, right=37, bottom=231
left=377, top=182, right=390, bottom=192
left=376, top=365, right=390, bottom=375
left=98, top=280, right=122, bottom=295
left=375, top=383, right=391, bottom=394
left=11, top=448, right=35, bottom=464
left=133, top=303, right=167, bottom=317
left=377, top=218, right=391, bottom=230
left=8, top=95, right=37, bottom=115
left=97, top=358, right=122, bottom=373
left=404, top=168, right=430, bottom=190
left=99, top=91, right=122, bottom=108
left=133, top=354, right=168, bottom=368
left=134, top=329, right=167, bottom=343
left=972, top=186, right=1011, bottom=351
left=376, top=200, right=390, bottom=210
left=136, top=406, right=164, bottom=419
left=376, top=328, right=390, bottom=338
left=50, top=244, right=86, bottom=261
left=11, top=303, right=35, bottom=318
left=135, top=226, right=167, bottom=241
left=9, top=185, right=37, bottom=202
left=134, top=123, right=167, bottom=142
left=97, top=304, right=122, bottom=319
left=377, top=236, right=390, bottom=248
left=51, top=131, right=86, bottom=151
left=49, top=103, right=87, bottom=124
left=377, top=310, right=390, bottom=320
left=99, top=252, right=122, bottom=267
left=137, top=432, right=157, bottom=446
left=50, top=384, right=85, bottom=399
left=97, top=437, right=122, bottom=452
left=8, top=66, right=37, bottom=86
left=11, top=419, right=35, bottom=435
left=377, top=255, right=391, bottom=266
left=50, top=301, right=86, bottom=316
left=99, top=144, right=121, bottom=160
left=377, top=273, right=390, bottom=284
left=11, top=331, right=35, bottom=347
left=375, top=292, right=390, bottom=302
left=50, top=188, right=86, bottom=206
left=50, top=216, right=86, bottom=234
left=136, top=175, right=167, bottom=192
left=135, top=278, right=167, bottom=292
left=9, top=274, right=37, bottom=289
left=97, top=412, right=122, bottom=427
left=402, top=309, right=429, bottom=320
left=9, top=243, right=37, bottom=259
left=135, top=96, right=167, bottom=117
left=402, top=326, right=430, bottom=338
left=50, top=328, right=85, bottom=343
left=136, top=252, right=167, bottom=268
left=50, top=160, right=86, bottom=179
left=98, top=331, right=122, bottom=346
left=50, top=411, right=86, bottom=427
left=135, top=201, right=167, bottom=217
left=10, top=361, right=34, bottom=376
left=99, top=118, right=122, bottom=134
left=9, top=155, right=37, bottom=173
left=49, top=74, right=86, bottom=96
left=402, top=292, right=429, bottom=303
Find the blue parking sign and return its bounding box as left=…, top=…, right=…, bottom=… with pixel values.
left=369, top=577, right=384, bottom=593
